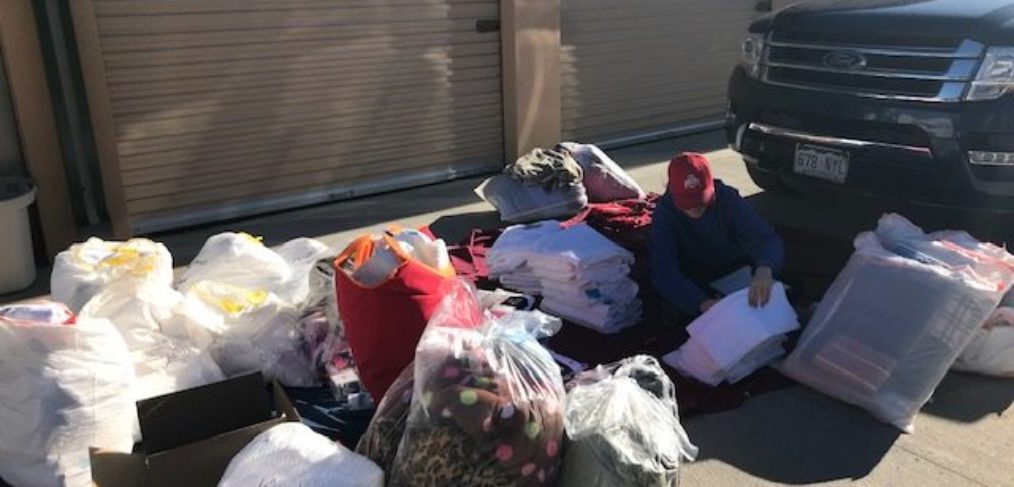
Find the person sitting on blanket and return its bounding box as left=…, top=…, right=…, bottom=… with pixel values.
left=651, top=152, right=785, bottom=317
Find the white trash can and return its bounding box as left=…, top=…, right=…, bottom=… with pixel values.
left=0, top=178, right=37, bottom=294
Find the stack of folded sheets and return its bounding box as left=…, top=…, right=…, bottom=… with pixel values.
left=663, top=283, right=799, bottom=386
left=489, top=221, right=641, bottom=334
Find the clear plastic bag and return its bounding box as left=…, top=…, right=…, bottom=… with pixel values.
left=51, top=238, right=173, bottom=312
left=560, top=356, right=697, bottom=487
left=218, top=423, right=383, bottom=487
left=356, top=363, right=416, bottom=474
left=0, top=302, right=135, bottom=487
left=782, top=215, right=1014, bottom=432
left=388, top=280, right=567, bottom=487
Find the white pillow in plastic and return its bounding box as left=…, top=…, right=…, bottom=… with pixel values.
left=558, top=142, right=646, bottom=202
left=218, top=423, right=383, bottom=487
left=51, top=237, right=173, bottom=312
left=0, top=302, right=135, bottom=487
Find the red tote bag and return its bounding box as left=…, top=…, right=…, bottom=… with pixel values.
left=334, top=229, right=454, bottom=399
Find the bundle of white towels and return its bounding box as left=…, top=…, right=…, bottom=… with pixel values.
left=488, top=221, right=641, bottom=334
left=663, top=283, right=799, bottom=386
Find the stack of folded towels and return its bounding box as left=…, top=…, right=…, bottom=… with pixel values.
left=663, top=283, right=799, bottom=386
left=489, top=221, right=641, bottom=334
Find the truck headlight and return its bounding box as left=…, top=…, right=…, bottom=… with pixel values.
left=967, top=47, right=1014, bottom=101
left=740, top=33, right=765, bottom=79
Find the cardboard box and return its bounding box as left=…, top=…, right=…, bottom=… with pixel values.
left=90, top=373, right=300, bottom=487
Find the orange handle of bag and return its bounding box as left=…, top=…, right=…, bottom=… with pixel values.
left=335, top=225, right=454, bottom=279
left=335, top=234, right=377, bottom=271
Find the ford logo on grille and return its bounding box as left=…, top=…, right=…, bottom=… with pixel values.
left=823, top=50, right=867, bottom=70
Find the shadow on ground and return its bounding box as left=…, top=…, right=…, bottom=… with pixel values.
left=685, top=387, right=902, bottom=484
left=924, top=372, right=1014, bottom=423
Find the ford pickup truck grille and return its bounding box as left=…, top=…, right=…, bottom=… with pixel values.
left=762, top=38, right=985, bottom=102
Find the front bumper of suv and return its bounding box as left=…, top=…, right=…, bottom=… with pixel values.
left=727, top=67, right=1014, bottom=212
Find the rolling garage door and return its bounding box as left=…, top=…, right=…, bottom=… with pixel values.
left=71, top=0, right=504, bottom=235
left=560, top=0, right=757, bottom=142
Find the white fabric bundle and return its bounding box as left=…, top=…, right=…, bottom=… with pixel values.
left=179, top=232, right=333, bottom=386
left=218, top=423, right=383, bottom=487
left=0, top=302, right=135, bottom=487
left=952, top=307, right=1014, bottom=377
left=79, top=280, right=225, bottom=412
left=490, top=222, right=641, bottom=333
left=51, top=238, right=173, bottom=312
left=177, top=233, right=331, bottom=310
left=664, top=283, right=798, bottom=386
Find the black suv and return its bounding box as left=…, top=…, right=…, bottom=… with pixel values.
left=727, top=0, right=1014, bottom=211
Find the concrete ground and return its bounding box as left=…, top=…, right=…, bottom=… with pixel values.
left=4, top=131, right=1012, bottom=486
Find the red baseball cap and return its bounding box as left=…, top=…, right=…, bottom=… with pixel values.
left=668, top=152, right=715, bottom=210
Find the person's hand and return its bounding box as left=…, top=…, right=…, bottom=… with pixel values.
left=700, top=299, right=720, bottom=314
left=749, top=266, right=774, bottom=308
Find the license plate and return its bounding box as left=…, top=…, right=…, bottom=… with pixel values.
left=794, top=144, right=849, bottom=184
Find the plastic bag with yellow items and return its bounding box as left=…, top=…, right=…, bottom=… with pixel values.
left=51, top=238, right=173, bottom=312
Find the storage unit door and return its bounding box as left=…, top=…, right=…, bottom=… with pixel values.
left=72, top=0, right=504, bottom=234
left=560, top=0, right=756, bottom=142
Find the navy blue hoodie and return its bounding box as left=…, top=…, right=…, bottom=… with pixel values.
left=650, top=180, right=784, bottom=316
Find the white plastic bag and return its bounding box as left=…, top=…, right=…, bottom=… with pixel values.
left=0, top=302, right=135, bottom=487
left=560, top=356, right=697, bottom=487
left=388, top=280, right=566, bottom=487
left=218, top=423, right=383, bottom=487
left=79, top=281, right=225, bottom=406
left=782, top=215, right=1014, bottom=432
left=177, top=233, right=331, bottom=309
left=952, top=307, right=1014, bottom=377
left=51, top=238, right=173, bottom=312
left=185, top=281, right=315, bottom=386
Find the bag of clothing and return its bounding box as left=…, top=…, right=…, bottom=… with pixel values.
left=356, top=363, right=416, bottom=474
left=477, top=174, right=588, bottom=224
left=79, top=280, right=224, bottom=423
left=0, top=302, right=135, bottom=487
left=557, top=142, right=646, bottom=202
left=184, top=280, right=314, bottom=387
left=781, top=215, right=1014, bottom=432
left=387, top=280, right=566, bottom=487
left=219, top=423, right=383, bottom=487
left=952, top=307, right=1014, bottom=377
left=335, top=227, right=455, bottom=399
left=177, top=233, right=331, bottom=309
left=51, top=238, right=173, bottom=312
left=560, top=356, right=697, bottom=487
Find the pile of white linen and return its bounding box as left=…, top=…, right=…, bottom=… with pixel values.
left=663, top=282, right=799, bottom=386
left=489, top=221, right=641, bottom=333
